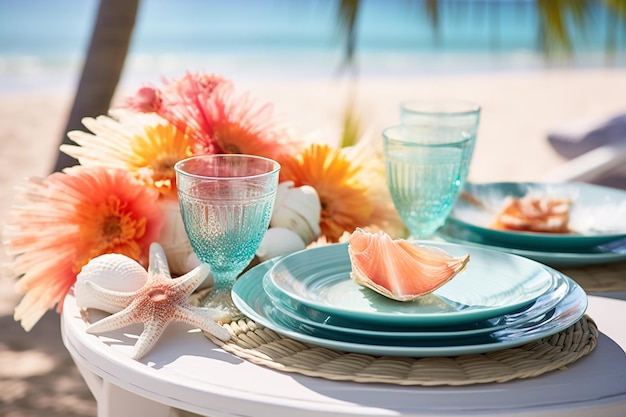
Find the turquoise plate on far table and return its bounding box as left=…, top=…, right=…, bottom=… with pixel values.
left=232, top=260, right=587, bottom=357
left=436, top=221, right=626, bottom=268
left=265, top=242, right=555, bottom=327
left=450, top=182, right=626, bottom=251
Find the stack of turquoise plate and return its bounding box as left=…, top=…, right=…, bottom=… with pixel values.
left=437, top=182, right=626, bottom=267
left=232, top=242, right=587, bottom=357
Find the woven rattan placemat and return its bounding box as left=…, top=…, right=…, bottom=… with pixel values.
left=202, top=314, right=597, bottom=386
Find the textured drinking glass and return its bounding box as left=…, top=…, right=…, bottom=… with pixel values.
left=400, top=99, right=480, bottom=182
left=384, top=100, right=480, bottom=238
left=400, top=99, right=480, bottom=127
left=175, top=154, right=280, bottom=317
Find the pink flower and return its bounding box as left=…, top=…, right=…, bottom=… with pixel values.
left=146, top=71, right=300, bottom=160
left=155, top=72, right=232, bottom=154
left=124, top=86, right=162, bottom=113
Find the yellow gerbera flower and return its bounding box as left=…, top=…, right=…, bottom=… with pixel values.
left=279, top=143, right=376, bottom=242
left=280, top=142, right=407, bottom=242
left=62, top=111, right=192, bottom=199
left=2, top=166, right=164, bottom=331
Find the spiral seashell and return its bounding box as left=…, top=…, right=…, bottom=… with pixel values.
left=256, top=227, right=306, bottom=262
left=270, top=181, right=321, bottom=245
left=74, top=253, right=148, bottom=313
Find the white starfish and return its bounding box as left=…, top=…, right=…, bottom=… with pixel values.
left=85, top=242, right=231, bottom=360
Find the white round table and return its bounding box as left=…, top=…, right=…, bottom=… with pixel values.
left=61, top=294, right=626, bottom=417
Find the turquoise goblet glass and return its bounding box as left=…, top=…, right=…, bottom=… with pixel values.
left=384, top=100, right=480, bottom=239
left=175, top=154, right=280, bottom=318
left=383, top=110, right=476, bottom=239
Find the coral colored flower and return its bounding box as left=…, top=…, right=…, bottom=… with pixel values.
left=2, top=167, right=164, bottom=331
left=62, top=111, right=192, bottom=198
left=279, top=143, right=377, bottom=242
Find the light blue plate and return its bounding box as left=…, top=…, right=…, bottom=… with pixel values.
left=265, top=242, right=554, bottom=326
left=265, top=264, right=569, bottom=339
left=436, top=221, right=626, bottom=268
left=232, top=260, right=587, bottom=357
left=450, top=182, right=626, bottom=251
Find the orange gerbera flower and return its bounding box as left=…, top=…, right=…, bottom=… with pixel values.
left=62, top=111, right=192, bottom=199
left=279, top=143, right=376, bottom=242
left=2, top=167, right=164, bottom=331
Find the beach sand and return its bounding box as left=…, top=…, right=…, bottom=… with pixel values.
left=1, top=67, right=626, bottom=416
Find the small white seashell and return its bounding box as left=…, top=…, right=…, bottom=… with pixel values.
left=256, top=227, right=306, bottom=262
left=74, top=253, right=148, bottom=313
left=270, top=181, right=322, bottom=245
left=157, top=198, right=198, bottom=276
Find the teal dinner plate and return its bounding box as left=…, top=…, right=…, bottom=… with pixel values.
left=265, top=242, right=554, bottom=326
left=436, top=221, right=626, bottom=268
left=450, top=182, right=626, bottom=251
left=265, top=266, right=569, bottom=340
left=232, top=260, right=587, bottom=357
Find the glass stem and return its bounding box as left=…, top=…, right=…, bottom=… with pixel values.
left=211, top=271, right=237, bottom=293
left=201, top=270, right=243, bottom=322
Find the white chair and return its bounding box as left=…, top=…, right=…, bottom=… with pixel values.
left=543, top=113, right=626, bottom=188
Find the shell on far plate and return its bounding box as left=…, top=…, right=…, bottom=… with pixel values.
left=74, top=253, right=148, bottom=313
left=348, top=228, right=470, bottom=302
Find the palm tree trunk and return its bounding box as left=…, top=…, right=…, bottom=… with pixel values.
left=53, top=0, right=139, bottom=172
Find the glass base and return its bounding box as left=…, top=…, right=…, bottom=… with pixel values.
left=199, top=287, right=244, bottom=323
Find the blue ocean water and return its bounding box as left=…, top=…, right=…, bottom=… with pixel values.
left=0, top=0, right=624, bottom=92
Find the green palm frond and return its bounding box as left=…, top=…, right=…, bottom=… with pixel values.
left=339, top=97, right=363, bottom=148
left=601, top=0, right=626, bottom=58
left=536, top=0, right=591, bottom=56
left=335, top=0, right=626, bottom=66
left=602, top=0, right=626, bottom=16
left=337, top=0, right=360, bottom=68
left=425, top=0, right=440, bottom=37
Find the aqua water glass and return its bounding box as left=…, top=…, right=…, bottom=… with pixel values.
left=400, top=99, right=480, bottom=182
left=400, top=99, right=480, bottom=127
left=175, top=154, right=280, bottom=318
left=384, top=105, right=479, bottom=238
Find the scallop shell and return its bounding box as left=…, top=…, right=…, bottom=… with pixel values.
left=256, top=227, right=306, bottom=262
left=348, top=228, right=470, bottom=302
left=74, top=253, right=148, bottom=313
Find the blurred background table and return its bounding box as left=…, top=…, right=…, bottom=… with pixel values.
left=562, top=262, right=626, bottom=293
